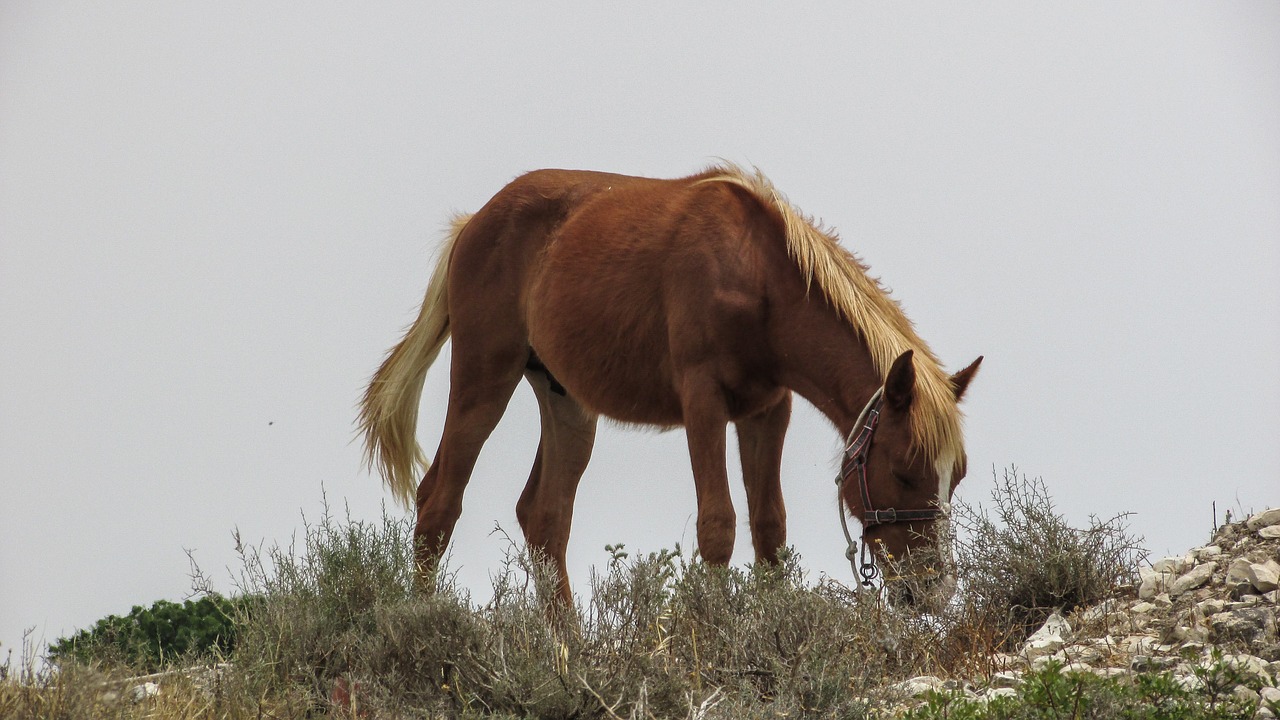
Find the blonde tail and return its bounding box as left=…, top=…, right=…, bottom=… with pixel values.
left=359, top=214, right=471, bottom=508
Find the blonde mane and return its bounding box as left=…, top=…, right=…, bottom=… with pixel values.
left=701, top=164, right=964, bottom=466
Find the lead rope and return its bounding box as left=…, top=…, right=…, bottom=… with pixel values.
left=836, top=473, right=880, bottom=591
left=838, top=387, right=886, bottom=593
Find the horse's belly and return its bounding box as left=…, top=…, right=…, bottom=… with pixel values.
left=528, top=307, right=683, bottom=425
left=526, top=264, right=686, bottom=425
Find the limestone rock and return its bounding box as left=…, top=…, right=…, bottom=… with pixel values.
left=1197, top=598, right=1226, bottom=616
left=1131, top=655, right=1179, bottom=672
left=1247, top=508, right=1280, bottom=531
left=1228, top=558, right=1255, bottom=584
left=1131, top=601, right=1158, bottom=614
left=1153, top=555, right=1193, bottom=574
left=1194, top=545, right=1223, bottom=560
left=1023, top=636, right=1065, bottom=662
left=1261, top=686, right=1280, bottom=705
left=1210, top=607, right=1278, bottom=645
left=990, top=671, right=1022, bottom=689
left=1079, top=599, right=1119, bottom=624
left=128, top=682, right=160, bottom=703
left=891, top=675, right=944, bottom=698
left=1214, top=654, right=1272, bottom=682
left=985, top=687, right=1018, bottom=700
left=1248, top=563, right=1279, bottom=593
left=1170, top=562, right=1217, bottom=597
left=1139, top=568, right=1174, bottom=600
left=1121, top=634, right=1158, bottom=655
left=1028, top=612, right=1072, bottom=644
left=1262, top=526, right=1280, bottom=540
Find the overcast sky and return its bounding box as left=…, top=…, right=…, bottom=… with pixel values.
left=2, top=2, right=1277, bottom=658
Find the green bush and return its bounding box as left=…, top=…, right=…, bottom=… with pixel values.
left=903, top=660, right=1262, bottom=720
left=47, top=594, right=241, bottom=671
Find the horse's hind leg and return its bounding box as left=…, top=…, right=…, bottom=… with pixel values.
left=735, top=393, right=791, bottom=564
left=515, top=369, right=598, bottom=606
left=414, top=340, right=526, bottom=578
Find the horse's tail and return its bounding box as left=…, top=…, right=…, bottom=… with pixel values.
left=359, top=213, right=471, bottom=509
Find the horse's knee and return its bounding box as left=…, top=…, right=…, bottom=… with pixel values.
left=750, top=516, right=786, bottom=562
left=696, top=510, right=736, bottom=565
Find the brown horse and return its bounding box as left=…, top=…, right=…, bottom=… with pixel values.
left=360, top=164, right=981, bottom=609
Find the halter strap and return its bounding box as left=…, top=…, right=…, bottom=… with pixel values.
left=835, top=386, right=944, bottom=589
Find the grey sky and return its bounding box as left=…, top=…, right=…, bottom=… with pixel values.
left=2, top=3, right=1277, bottom=657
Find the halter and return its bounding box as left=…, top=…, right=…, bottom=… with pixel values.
left=835, top=387, right=945, bottom=589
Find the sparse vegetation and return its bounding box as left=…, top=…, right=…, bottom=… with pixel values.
left=903, top=657, right=1265, bottom=720
left=4, top=467, right=1271, bottom=719
left=946, top=467, right=1146, bottom=652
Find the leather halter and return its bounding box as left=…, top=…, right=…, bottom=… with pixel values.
left=835, top=387, right=945, bottom=587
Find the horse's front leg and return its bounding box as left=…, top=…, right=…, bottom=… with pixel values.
left=735, top=392, right=791, bottom=564
left=680, top=374, right=736, bottom=565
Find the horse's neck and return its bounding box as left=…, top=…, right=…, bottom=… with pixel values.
left=773, top=298, right=883, bottom=436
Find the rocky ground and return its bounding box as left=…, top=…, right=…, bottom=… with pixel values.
left=891, top=507, right=1280, bottom=716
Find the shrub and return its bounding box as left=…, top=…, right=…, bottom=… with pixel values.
left=903, top=661, right=1261, bottom=720
left=14, top=467, right=1161, bottom=718
left=946, top=467, right=1146, bottom=652
left=47, top=594, right=242, bottom=671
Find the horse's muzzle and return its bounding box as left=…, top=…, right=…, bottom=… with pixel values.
left=889, top=572, right=957, bottom=613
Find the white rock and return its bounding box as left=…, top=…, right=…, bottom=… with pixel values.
left=1153, top=593, right=1173, bottom=609
left=1023, top=635, right=1065, bottom=662
left=1139, top=572, right=1174, bottom=600
left=1121, top=634, right=1158, bottom=655
left=1248, top=562, right=1280, bottom=593
left=1131, top=601, right=1158, bottom=614
left=1247, top=508, right=1280, bottom=531
left=1212, top=654, right=1271, bottom=681
left=1197, top=598, right=1226, bottom=615
left=1080, top=599, right=1119, bottom=623
left=1062, top=662, right=1093, bottom=675
left=1194, top=545, right=1223, bottom=559
left=1063, top=644, right=1107, bottom=665
left=1028, top=612, right=1072, bottom=644
left=1170, top=562, right=1216, bottom=597
left=1261, top=526, right=1280, bottom=539
left=990, top=671, right=1022, bottom=689
left=1153, top=555, right=1193, bottom=574
left=1261, top=686, right=1280, bottom=704
left=1231, top=684, right=1258, bottom=703
left=892, top=675, right=944, bottom=697
left=128, top=682, right=160, bottom=703
left=985, top=687, right=1018, bottom=700
left=1170, top=623, right=1208, bottom=644
left=1176, top=674, right=1205, bottom=692
left=1228, top=558, right=1255, bottom=584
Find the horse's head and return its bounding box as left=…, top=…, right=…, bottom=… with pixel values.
left=839, top=350, right=982, bottom=611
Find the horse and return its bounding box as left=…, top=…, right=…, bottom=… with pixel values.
left=359, top=164, right=981, bottom=609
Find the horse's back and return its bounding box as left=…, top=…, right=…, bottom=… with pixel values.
left=452, top=169, right=788, bottom=425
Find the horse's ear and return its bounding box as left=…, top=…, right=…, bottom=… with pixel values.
left=884, top=350, right=915, bottom=413
left=950, top=356, right=983, bottom=402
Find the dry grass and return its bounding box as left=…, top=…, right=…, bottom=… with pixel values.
left=2, top=468, right=1146, bottom=719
